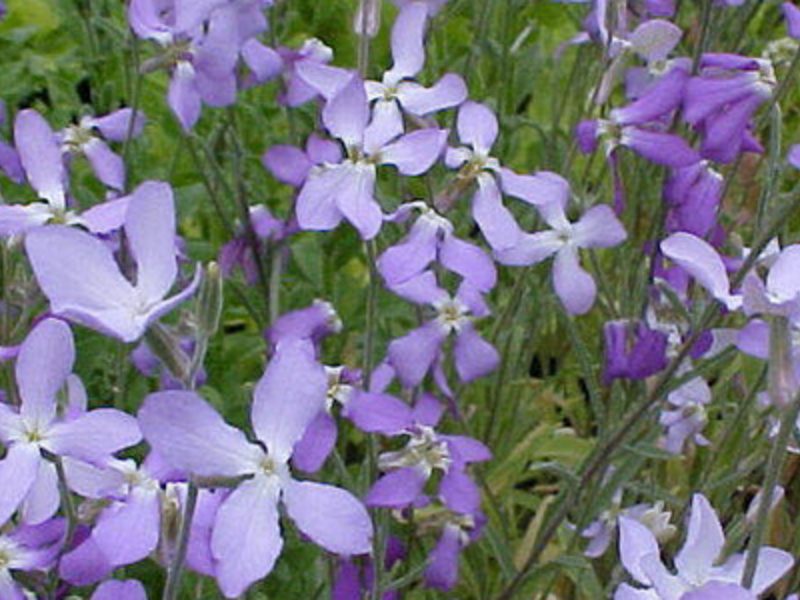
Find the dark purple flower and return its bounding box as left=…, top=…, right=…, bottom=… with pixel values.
left=602, top=319, right=669, bottom=385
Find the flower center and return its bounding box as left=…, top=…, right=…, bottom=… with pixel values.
left=435, top=299, right=469, bottom=333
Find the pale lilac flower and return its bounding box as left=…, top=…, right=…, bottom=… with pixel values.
left=265, top=299, right=342, bottom=348
left=129, top=0, right=242, bottom=130
left=91, top=580, right=147, bottom=600
left=60, top=109, right=145, bottom=191
left=173, top=0, right=271, bottom=37
left=0, top=518, right=64, bottom=599
left=783, top=2, right=800, bottom=39
left=581, top=498, right=676, bottom=559
left=296, top=73, right=447, bottom=239
left=364, top=3, right=466, bottom=144
left=390, top=0, right=449, bottom=16
left=292, top=365, right=360, bottom=473
left=0, top=110, right=131, bottom=237
left=0, top=319, right=141, bottom=528
left=660, top=232, right=743, bottom=311
left=497, top=178, right=627, bottom=315
left=383, top=273, right=498, bottom=387
left=60, top=456, right=223, bottom=585
left=262, top=133, right=342, bottom=188
left=25, top=181, right=201, bottom=343
left=741, top=244, right=800, bottom=319
left=378, top=202, right=496, bottom=293
left=59, top=456, right=162, bottom=584
left=615, top=494, right=793, bottom=599
left=659, top=373, right=712, bottom=454
left=138, top=339, right=373, bottom=598
left=445, top=102, right=559, bottom=250
left=278, top=39, right=335, bottom=106
left=354, top=393, right=491, bottom=513
left=789, top=144, right=800, bottom=170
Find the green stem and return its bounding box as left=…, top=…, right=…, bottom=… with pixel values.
left=163, top=482, right=199, bottom=600
left=741, top=319, right=800, bottom=588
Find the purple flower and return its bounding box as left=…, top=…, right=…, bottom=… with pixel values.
left=293, top=365, right=360, bottom=473
left=663, top=162, right=723, bottom=238
left=0, top=518, right=64, bottom=599
left=444, top=102, right=559, bottom=250
left=616, top=494, right=793, bottom=598
left=363, top=3, right=466, bottom=143
left=60, top=109, right=145, bottom=191
left=262, top=133, right=342, bottom=188
left=129, top=0, right=243, bottom=130
left=296, top=73, right=447, bottom=239
left=660, top=232, right=742, bottom=311
left=353, top=393, right=491, bottom=513
left=138, top=339, right=373, bottom=598
left=25, top=181, right=201, bottom=343
left=497, top=182, right=627, bottom=315
left=683, top=55, right=775, bottom=164
left=265, top=299, right=342, bottom=348
left=378, top=203, right=496, bottom=293
left=91, top=580, right=147, bottom=600
left=219, top=205, right=287, bottom=284
left=602, top=319, right=669, bottom=384
left=0, top=110, right=131, bottom=237
left=0, top=319, right=141, bottom=528
left=659, top=373, right=712, bottom=454
left=424, top=514, right=484, bottom=591
left=383, top=273, right=498, bottom=387
left=784, top=2, right=800, bottom=38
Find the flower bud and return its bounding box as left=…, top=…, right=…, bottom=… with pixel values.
left=144, top=323, right=191, bottom=384
left=197, top=262, right=223, bottom=338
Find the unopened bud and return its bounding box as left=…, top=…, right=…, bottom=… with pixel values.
left=197, top=262, right=223, bottom=337
left=768, top=315, right=794, bottom=408
left=145, top=323, right=191, bottom=384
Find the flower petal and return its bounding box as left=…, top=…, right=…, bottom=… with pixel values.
left=14, top=109, right=65, bottom=208
left=46, top=409, right=142, bottom=461
left=17, top=318, right=74, bottom=423
left=138, top=390, right=261, bottom=478
left=674, top=494, right=725, bottom=584
left=457, top=102, right=497, bottom=154
left=25, top=225, right=138, bottom=339
left=284, top=479, right=373, bottom=555
left=251, top=339, right=328, bottom=463
left=472, top=173, right=522, bottom=251
left=212, top=476, right=283, bottom=599
left=0, top=443, right=41, bottom=526
left=93, top=489, right=160, bottom=566
left=553, top=247, right=596, bottom=315
left=125, top=181, right=178, bottom=303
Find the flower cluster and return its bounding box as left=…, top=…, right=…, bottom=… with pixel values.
left=0, top=0, right=799, bottom=598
